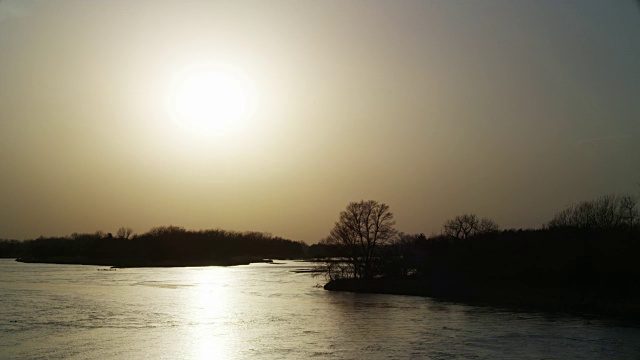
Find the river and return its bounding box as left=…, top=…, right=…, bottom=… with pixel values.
left=1, top=259, right=639, bottom=359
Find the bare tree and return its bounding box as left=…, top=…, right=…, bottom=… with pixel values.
left=620, top=195, right=638, bottom=230
left=116, top=227, right=134, bottom=240
left=479, top=217, right=500, bottom=233
left=443, top=213, right=499, bottom=240
left=322, top=200, right=397, bottom=279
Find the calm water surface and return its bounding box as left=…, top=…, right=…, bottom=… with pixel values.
left=1, top=259, right=639, bottom=359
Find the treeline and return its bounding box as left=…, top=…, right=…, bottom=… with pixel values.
left=7, top=226, right=307, bottom=266
left=380, top=228, right=640, bottom=290
left=547, top=194, right=638, bottom=230
left=317, top=194, right=640, bottom=317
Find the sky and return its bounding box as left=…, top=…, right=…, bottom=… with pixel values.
left=1, top=0, right=639, bottom=243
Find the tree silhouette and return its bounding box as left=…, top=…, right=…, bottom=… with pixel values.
left=620, top=195, right=638, bottom=230
left=116, top=227, right=134, bottom=240
left=321, top=200, right=397, bottom=279
left=442, top=213, right=499, bottom=240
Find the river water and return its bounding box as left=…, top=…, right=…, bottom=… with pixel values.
left=1, top=259, right=639, bottom=359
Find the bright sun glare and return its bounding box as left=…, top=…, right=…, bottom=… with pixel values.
left=166, top=64, right=256, bottom=137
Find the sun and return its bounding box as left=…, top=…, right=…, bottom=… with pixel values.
left=166, top=63, right=256, bottom=137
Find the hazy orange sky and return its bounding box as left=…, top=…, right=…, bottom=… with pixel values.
left=1, top=1, right=639, bottom=242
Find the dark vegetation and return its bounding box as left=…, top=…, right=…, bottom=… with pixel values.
left=0, top=239, right=26, bottom=259
left=5, top=226, right=307, bottom=267
left=316, top=195, right=640, bottom=320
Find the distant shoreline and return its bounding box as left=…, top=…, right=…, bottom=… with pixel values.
left=15, top=256, right=274, bottom=268
left=324, top=277, right=640, bottom=321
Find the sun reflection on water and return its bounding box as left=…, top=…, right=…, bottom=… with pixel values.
left=183, top=267, right=236, bottom=359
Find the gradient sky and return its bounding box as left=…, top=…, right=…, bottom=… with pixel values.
left=1, top=0, right=639, bottom=242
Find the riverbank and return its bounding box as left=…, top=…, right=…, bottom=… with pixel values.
left=324, top=276, right=640, bottom=321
